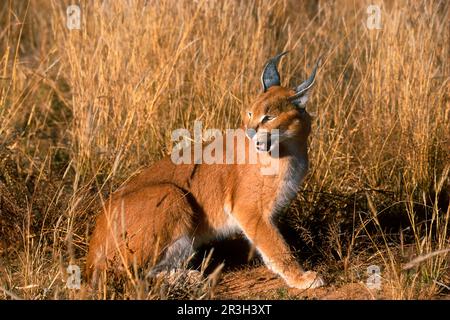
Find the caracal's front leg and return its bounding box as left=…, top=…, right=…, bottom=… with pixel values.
left=234, top=212, right=324, bottom=290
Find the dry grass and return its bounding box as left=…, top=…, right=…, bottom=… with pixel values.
left=0, top=0, right=448, bottom=299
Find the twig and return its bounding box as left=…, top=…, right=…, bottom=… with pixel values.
left=402, top=249, right=450, bottom=270
left=433, top=280, right=450, bottom=291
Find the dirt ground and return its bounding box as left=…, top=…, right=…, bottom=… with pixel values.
left=213, top=265, right=450, bottom=300
left=215, top=265, right=374, bottom=300
left=188, top=234, right=450, bottom=300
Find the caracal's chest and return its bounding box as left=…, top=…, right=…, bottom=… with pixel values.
left=216, top=153, right=307, bottom=239
left=272, top=155, right=308, bottom=214
left=257, top=152, right=308, bottom=217
left=232, top=151, right=308, bottom=215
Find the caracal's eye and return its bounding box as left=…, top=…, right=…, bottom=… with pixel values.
left=261, top=115, right=275, bottom=124
left=247, top=111, right=253, bottom=118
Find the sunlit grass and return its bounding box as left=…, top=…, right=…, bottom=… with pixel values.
left=0, top=0, right=448, bottom=299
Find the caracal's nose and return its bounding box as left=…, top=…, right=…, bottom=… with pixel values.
left=246, top=128, right=256, bottom=140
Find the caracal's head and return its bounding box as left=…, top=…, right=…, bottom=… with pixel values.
left=244, top=52, right=321, bottom=153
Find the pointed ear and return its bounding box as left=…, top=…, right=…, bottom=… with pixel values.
left=288, top=57, right=322, bottom=107
left=261, top=51, right=288, bottom=92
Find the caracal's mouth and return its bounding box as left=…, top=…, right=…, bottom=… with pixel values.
left=246, top=128, right=281, bottom=153
left=255, top=139, right=270, bottom=152
left=254, top=137, right=280, bottom=153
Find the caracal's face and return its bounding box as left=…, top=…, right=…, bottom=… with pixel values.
left=244, top=86, right=312, bottom=153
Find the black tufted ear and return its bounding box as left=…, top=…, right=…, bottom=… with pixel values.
left=260, top=51, right=288, bottom=92
left=288, top=57, right=322, bottom=108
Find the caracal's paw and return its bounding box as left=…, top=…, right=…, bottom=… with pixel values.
left=288, top=271, right=325, bottom=290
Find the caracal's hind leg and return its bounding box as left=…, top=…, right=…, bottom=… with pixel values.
left=147, top=236, right=203, bottom=288
left=86, top=183, right=195, bottom=285
left=147, top=235, right=195, bottom=275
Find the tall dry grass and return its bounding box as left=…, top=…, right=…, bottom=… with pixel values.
left=0, top=0, right=448, bottom=299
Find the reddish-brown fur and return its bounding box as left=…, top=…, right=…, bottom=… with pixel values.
left=86, top=84, right=324, bottom=289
